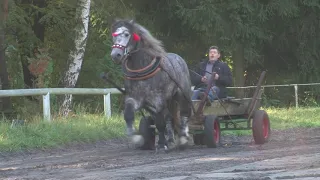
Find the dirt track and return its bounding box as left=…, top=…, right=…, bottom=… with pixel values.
left=1, top=127, right=320, bottom=180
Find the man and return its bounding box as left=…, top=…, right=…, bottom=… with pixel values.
left=190, top=46, right=233, bottom=104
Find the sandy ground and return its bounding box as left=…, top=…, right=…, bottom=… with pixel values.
left=1, top=127, right=320, bottom=180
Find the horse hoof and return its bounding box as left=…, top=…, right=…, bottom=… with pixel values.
left=179, top=136, right=188, bottom=145
left=155, top=145, right=168, bottom=154
left=165, top=141, right=177, bottom=152
left=178, top=136, right=189, bottom=150
left=131, top=135, right=144, bottom=146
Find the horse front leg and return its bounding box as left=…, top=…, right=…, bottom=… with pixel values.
left=124, top=98, right=143, bottom=147
left=155, top=118, right=167, bottom=153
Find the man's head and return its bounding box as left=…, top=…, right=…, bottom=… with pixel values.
left=208, top=46, right=220, bottom=62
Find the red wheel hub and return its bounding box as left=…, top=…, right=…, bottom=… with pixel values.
left=213, top=120, right=220, bottom=143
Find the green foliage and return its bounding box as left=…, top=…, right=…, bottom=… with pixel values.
left=169, top=0, right=273, bottom=66
left=2, top=0, right=320, bottom=115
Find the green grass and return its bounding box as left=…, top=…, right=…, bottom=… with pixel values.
left=221, top=107, right=320, bottom=136
left=0, top=107, right=320, bottom=152
left=266, top=107, right=320, bottom=128
left=0, top=113, right=127, bottom=152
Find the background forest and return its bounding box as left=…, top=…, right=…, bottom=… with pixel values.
left=1, top=0, right=320, bottom=118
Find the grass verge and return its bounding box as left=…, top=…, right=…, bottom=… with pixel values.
left=0, top=107, right=320, bottom=152
left=222, top=107, right=320, bottom=136
left=0, top=113, right=126, bottom=152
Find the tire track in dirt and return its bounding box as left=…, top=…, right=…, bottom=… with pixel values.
left=0, top=127, right=319, bottom=180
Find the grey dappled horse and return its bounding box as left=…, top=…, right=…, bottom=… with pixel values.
left=110, top=19, right=193, bottom=152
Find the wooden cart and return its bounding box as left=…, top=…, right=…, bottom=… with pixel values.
left=137, top=71, right=270, bottom=150
left=188, top=71, right=271, bottom=148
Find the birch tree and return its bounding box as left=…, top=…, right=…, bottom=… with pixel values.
left=59, top=0, right=91, bottom=116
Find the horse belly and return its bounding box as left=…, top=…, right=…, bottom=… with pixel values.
left=125, top=81, right=172, bottom=113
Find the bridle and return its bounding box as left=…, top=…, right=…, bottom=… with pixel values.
left=111, top=31, right=140, bottom=58
left=111, top=30, right=163, bottom=81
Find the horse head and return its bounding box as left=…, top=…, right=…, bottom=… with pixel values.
left=110, top=19, right=141, bottom=64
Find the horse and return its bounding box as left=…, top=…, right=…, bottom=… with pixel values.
left=110, top=19, right=193, bottom=152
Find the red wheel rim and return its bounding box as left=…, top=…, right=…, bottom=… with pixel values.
left=213, top=120, right=220, bottom=143
left=263, top=116, right=269, bottom=139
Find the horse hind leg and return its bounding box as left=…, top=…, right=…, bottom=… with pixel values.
left=177, top=93, right=191, bottom=149
left=154, top=108, right=177, bottom=153
left=166, top=100, right=181, bottom=147
left=164, top=108, right=177, bottom=151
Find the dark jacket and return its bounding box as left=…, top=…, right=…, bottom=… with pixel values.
left=190, top=59, right=233, bottom=98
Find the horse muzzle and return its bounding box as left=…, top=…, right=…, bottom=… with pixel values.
left=111, top=44, right=126, bottom=63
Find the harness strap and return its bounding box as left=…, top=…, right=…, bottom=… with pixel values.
left=125, top=67, right=161, bottom=80
left=122, top=56, right=162, bottom=80
left=125, top=58, right=157, bottom=73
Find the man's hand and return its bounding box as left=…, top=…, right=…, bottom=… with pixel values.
left=201, top=76, right=207, bottom=83
left=213, top=72, right=219, bottom=80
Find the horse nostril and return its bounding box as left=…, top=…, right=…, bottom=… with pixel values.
left=116, top=54, right=121, bottom=58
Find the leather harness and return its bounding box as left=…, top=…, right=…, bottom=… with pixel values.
left=122, top=56, right=162, bottom=80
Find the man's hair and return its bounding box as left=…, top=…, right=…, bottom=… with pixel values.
left=208, top=46, right=220, bottom=54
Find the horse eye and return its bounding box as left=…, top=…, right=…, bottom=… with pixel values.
left=125, top=33, right=130, bottom=37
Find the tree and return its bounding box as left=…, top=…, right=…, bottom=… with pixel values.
left=59, top=0, right=91, bottom=116
left=0, top=0, right=11, bottom=111
left=167, top=0, right=274, bottom=97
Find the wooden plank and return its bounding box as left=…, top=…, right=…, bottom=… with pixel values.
left=189, top=124, right=203, bottom=130
left=192, top=98, right=260, bottom=116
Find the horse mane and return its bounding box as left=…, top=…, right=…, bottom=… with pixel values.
left=132, top=22, right=167, bottom=58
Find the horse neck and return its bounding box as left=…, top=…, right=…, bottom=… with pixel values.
left=126, top=49, right=155, bottom=69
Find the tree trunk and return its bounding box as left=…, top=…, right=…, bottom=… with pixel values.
left=59, top=0, right=91, bottom=116
left=21, top=0, right=46, bottom=89
left=232, top=44, right=245, bottom=98
left=0, top=0, right=11, bottom=111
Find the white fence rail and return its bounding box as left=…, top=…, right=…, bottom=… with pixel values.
left=0, top=88, right=122, bottom=121
left=227, top=83, right=320, bottom=109
left=0, top=83, right=319, bottom=121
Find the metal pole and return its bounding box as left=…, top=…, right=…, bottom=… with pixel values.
left=43, top=92, right=51, bottom=121
left=294, top=85, right=298, bottom=108
left=104, top=93, right=111, bottom=118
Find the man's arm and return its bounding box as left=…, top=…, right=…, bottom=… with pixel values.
left=190, top=62, right=204, bottom=86
left=217, top=63, right=233, bottom=86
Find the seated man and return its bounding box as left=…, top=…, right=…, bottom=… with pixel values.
left=190, top=46, right=233, bottom=104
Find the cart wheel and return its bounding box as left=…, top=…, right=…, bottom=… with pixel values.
left=252, top=110, right=271, bottom=144
left=204, top=115, right=221, bottom=148
left=139, top=116, right=156, bottom=150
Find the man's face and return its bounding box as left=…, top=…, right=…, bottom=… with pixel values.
left=209, top=49, right=220, bottom=61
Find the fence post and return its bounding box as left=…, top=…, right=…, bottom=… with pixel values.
left=294, top=84, right=298, bottom=108
left=104, top=93, right=111, bottom=118
left=43, top=92, right=51, bottom=122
